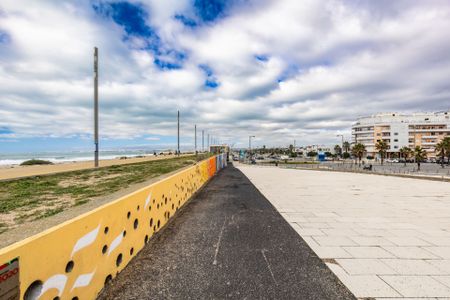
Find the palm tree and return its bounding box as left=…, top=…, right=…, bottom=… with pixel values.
left=343, top=141, right=351, bottom=154
left=334, top=145, right=342, bottom=157
left=375, top=140, right=389, bottom=165
left=439, top=137, right=450, bottom=165
left=435, top=140, right=447, bottom=166
left=413, top=146, right=427, bottom=171
left=351, top=143, right=366, bottom=166
left=399, top=146, right=412, bottom=166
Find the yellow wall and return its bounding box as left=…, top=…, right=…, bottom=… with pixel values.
left=0, top=154, right=227, bottom=300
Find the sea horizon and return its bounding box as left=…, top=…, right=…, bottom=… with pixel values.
left=0, top=147, right=189, bottom=166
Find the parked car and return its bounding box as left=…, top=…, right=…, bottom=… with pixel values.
left=386, top=159, right=399, bottom=163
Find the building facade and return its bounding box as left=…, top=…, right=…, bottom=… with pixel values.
left=352, top=111, right=450, bottom=159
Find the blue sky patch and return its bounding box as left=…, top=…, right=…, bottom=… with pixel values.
left=255, top=54, right=269, bottom=62
left=193, top=0, right=228, bottom=22
left=93, top=1, right=189, bottom=71
left=277, top=64, right=300, bottom=82
left=0, top=31, right=10, bottom=44
left=93, top=2, right=155, bottom=38
left=0, top=127, right=13, bottom=134
left=174, top=14, right=198, bottom=28
left=205, top=79, right=219, bottom=88
left=154, top=58, right=182, bottom=70
left=199, top=64, right=219, bottom=88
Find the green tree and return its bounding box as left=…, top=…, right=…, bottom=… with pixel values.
left=413, top=146, right=427, bottom=171
left=289, top=144, right=294, bottom=153
left=307, top=151, right=317, bottom=157
left=399, top=146, right=412, bottom=166
left=375, top=140, right=389, bottom=165
left=351, top=143, right=366, bottom=166
left=435, top=137, right=450, bottom=165
left=334, top=145, right=342, bottom=156
left=343, top=141, right=351, bottom=154
left=435, top=140, right=446, bottom=166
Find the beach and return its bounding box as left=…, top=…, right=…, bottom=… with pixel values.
left=0, top=154, right=190, bottom=181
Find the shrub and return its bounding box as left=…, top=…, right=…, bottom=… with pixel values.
left=20, top=159, right=54, bottom=166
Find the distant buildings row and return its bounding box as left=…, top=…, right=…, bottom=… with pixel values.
left=352, top=111, right=450, bottom=159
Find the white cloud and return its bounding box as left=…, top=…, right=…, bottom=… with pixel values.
left=1, top=0, right=450, bottom=150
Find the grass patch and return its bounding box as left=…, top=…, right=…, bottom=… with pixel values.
left=20, top=159, right=54, bottom=166
left=0, top=154, right=211, bottom=231
left=35, top=207, right=65, bottom=220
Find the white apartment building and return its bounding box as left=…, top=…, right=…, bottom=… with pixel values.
left=352, top=111, right=450, bottom=158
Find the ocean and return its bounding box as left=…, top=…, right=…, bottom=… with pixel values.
left=0, top=149, right=165, bottom=166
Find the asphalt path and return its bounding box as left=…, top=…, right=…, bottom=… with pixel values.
left=98, top=164, right=355, bottom=300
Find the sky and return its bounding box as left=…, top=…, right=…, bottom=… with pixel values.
left=1, top=0, right=450, bottom=152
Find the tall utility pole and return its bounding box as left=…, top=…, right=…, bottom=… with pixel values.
left=177, top=110, right=180, bottom=156
left=194, top=124, right=197, bottom=154
left=202, top=130, right=204, bottom=152
left=337, top=134, right=344, bottom=149
left=249, top=135, right=255, bottom=155
left=94, top=47, right=99, bottom=168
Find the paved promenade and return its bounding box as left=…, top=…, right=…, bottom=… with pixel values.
left=238, top=165, right=450, bottom=299
left=99, top=165, right=354, bottom=299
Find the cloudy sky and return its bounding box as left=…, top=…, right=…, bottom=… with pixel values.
left=1, top=0, right=450, bottom=152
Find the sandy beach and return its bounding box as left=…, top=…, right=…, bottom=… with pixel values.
left=0, top=154, right=190, bottom=181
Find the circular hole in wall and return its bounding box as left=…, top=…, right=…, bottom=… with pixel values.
left=148, top=205, right=151, bottom=211
left=104, top=274, right=112, bottom=285
left=116, top=253, right=123, bottom=267
left=157, top=220, right=160, bottom=228
left=165, top=197, right=167, bottom=204
left=145, top=235, right=149, bottom=243
left=102, top=245, right=108, bottom=254
left=104, top=227, right=109, bottom=234
left=123, top=231, right=127, bottom=237
left=134, top=219, right=139, bottom=229
left=172, top=204, right=174, bottom=210
left=157, top=204, right=160, bottom=209
left=149, top=218, right=153, bottom=227
left=127, top=211, right=131, bottom=219
left=72, top=297, right=79, bottom=300
left=24, top=281, right=43, bottom=300
left=53, top=297, right=60, bottom=300
left=137, top=205, right=140, bottom=211
left=130, top=248, right=134, bottom=255
left=65, top=260, right=74, bottom=273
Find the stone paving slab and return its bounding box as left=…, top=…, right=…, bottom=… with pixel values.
left=237, top=165, right=450, bottom=299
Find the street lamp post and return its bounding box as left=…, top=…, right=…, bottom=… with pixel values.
left=93, top=47, right=99, bottom=168
left=336, top=134, right=344, bottom=156
left=249, top=135, right=255, bottom=160
left=202, top=130, right=204, bottom=152
left=177, top=110, right=180, bottom=156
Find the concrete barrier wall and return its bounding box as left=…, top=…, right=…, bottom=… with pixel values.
left=0, top=154, right=227, bottom=300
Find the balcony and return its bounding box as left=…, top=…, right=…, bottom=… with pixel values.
left=421, top=135, right=438, bottom=139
